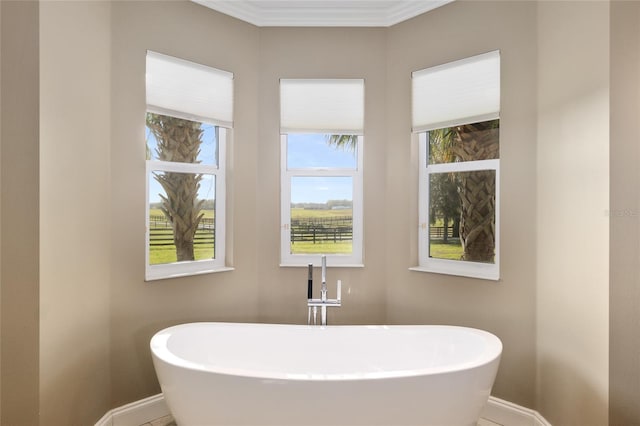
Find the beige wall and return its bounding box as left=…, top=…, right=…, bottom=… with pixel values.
left=0, top=1, right=627, bottom=424
left=109, top=1, right=389, bottom=406
left=536, top=2, right=610, bottom=425
left=610, top=1, right=640, bottom=424
left=39, top=1, right=112, bottom=425
left=109, top=0, right=540, bottom=410
left=386, top=1, right=538, bottom=407
left=0, top=1, right=40, bottom=425
left=77, top=0, right=613, bottom=419
left=109, top=0, right=262, bottom=406
left=256, top=27, right=388, bottom=326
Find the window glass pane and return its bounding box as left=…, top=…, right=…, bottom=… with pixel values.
left=287, top=134, right=357, bottom=169
left=149, top=172, right=215, bottom=265
left=428, top=119, right=499, bottom=164
left=146, top=112, right=218, bottom=166
left=428, top=170, right=495, bottom=263
left=290, top=176, right=353, bottom=255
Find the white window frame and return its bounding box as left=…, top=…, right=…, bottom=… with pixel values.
left=145, top=125, right=231, bottom=281
left=412, top=128, right=500, bottom=281
left=280, top=134, right=364, bottom=267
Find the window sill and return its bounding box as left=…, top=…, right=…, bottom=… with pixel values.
left=280, top=263, right=364, bottom=268
left=409, top=266, right=499, bottom=281
left=146, top=266, right=235, bottom=282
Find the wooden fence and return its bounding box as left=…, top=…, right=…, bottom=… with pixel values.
left=150, top=214, right=353, bottom=246
left=149, top=215, right=214, bottom=246
left=291, top=216, right=352, bottom=244
left=150, top=215, right=457, bottom=246
left=429, top=226, right=457, bottom=240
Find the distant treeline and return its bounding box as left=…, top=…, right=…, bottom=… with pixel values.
left=291, top=200, right=352, bottom=210
left=150, top=199, right=216, bottom=210
left=151, top=199, right=349, bottom=211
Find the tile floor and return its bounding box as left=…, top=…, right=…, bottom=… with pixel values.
left=477, top=418, right=502, bottom=426
left=140, top=414, right=176, bottom=426
left=143, top=415, right=503, bottom=426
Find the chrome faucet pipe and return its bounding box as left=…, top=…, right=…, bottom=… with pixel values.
left=321, top=255, right=327, bottom=301
left=321, top=255, right=327, bottom=325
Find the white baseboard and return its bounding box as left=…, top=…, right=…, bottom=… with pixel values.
left=95, top=393, right=551, bottom=426
left=95, top=393, right=169, bottom=426
left=482, top=396, right=552, bottom=426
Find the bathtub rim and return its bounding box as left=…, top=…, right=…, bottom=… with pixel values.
left=150, top=321, right=502, bottom=382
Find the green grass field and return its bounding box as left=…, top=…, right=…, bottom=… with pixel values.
left=290, top=241, right=352, bottom=254
left=150, top=207, right=355, bottom=262
left=149, top=208, right=215, bottom=265
left=149, top=207, right=355, bottom=262
left=149, top=207, right=470, bottom=263
left=289, top=208, right=353, bottom=255
left=149, top=245, right=214, bottom=264
left=429, top=239, right=463, bottom=260
left=290, top=208, right=351, bottom=219
left=148, top=205, right=488, bottom=264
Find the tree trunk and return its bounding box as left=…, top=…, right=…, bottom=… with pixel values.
left=156, top=171, right=204, bottom=262
left=443, top=215, right=449, bottom=243
left=458, top=170, right=495, bottom=262
left=147, top=113, right=204, bottom=262
left=175, top=239, right=195, bottom=262
left=453, top=216, right=460, bottom=238
left=453, top=121, right=499, bottom=263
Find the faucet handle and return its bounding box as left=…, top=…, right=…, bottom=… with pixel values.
left=307, top=263, right=313, bottom=299
left=337, top=280, right=342, bottom=302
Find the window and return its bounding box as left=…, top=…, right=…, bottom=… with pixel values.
left=412, top=51, right=500, bottom=280
left=280, top=79, right=364, bottom=266
left=145, top=51, right=233, bottom=280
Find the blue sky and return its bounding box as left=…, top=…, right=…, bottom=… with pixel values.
left=147, top=129, right=355, bottom=205
left=288, top=133, right=355, bottom=204
left=287, top=133, right=356, bottom=169
left=291, top=176, right=352, bottom=205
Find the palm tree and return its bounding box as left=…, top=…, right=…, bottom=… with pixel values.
left=429, top=173, right=460, bottom=243
left=428, top=120, right=499, bottom=262
left=428, top=128, right=460, bottom=243
left=326, top=134, right=358, bottom=152
left=451, top=120, right=499, bottom=262
left=146, top=113, right=205, bottom=261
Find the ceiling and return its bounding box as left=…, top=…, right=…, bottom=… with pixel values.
left=191, top=0, right=455, bottom=27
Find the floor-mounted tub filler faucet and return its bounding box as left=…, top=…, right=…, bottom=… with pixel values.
left=307, top=255, right=341, bottom=326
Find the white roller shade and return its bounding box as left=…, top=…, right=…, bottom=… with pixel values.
left=146, top=51, right=233, bottom=127
left=412, top=50, right=500, bottom=132
left=280, top=79, right=364, bottom=134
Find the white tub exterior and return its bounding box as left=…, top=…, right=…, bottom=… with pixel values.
left=150, top=322, right=502, bottom=426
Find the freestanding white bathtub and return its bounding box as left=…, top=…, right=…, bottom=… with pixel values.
left=150, top=322, right=502, bottom=426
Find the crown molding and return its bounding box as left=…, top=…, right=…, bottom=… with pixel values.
left=384, top=0, right=455, bottom=26
left=191, top=0, right=454, bottom=27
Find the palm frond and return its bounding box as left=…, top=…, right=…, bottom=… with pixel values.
left=325, top=134, right=358, bottom=153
